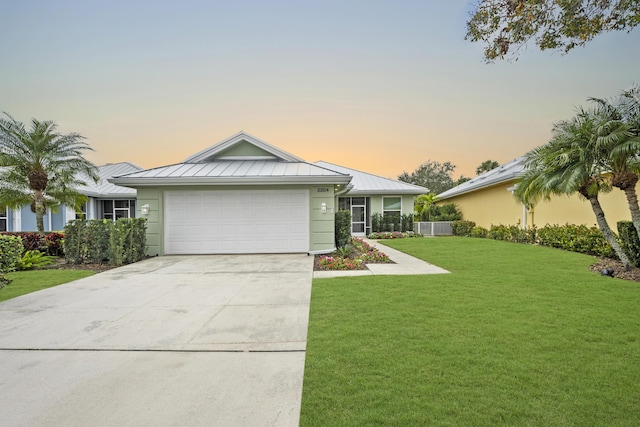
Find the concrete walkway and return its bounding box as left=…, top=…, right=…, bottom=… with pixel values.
left=0, top=254, right=313, bottom=427
left=313, top=238, right=450, bottom=278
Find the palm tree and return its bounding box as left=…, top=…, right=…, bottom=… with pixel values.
left=476, top=159, right=499, bottom=175
left=414, top=193, right=438, bottom=221
left=588, top=87, right=640, bottom=236
left=0, top=113, right=99, bottom=232
left=515, top=109, right=633, bottom=268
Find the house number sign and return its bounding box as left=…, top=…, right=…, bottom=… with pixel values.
left=316, top=187, right=330, bottom=193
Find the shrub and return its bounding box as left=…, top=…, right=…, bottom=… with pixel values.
left=64, top=218, right=147, bottom=266
left=451, top=220, right=475, bottom=237
left=371, top=213, right=383, bottom=233
left=471, top=226, right=488, bottom=238
left=0, top=232, right=45, bottom=252
left=17, top=250, right=56, bottom=271
left=335, top=210, right=352, bottom=249
left=0, top=235, right=24, bottom=273
left=487, top=224, right=532, bottom=243
left=0, top=274, right=10, bottom=289
left=618, top=221, right=640, bottom=267
left=430, top=203, right=463, bottom=221
left=45, top=232, right=65, bottom=257
left=382, top=213, right=401, bottom=232
left=535, top=224, right=615, bottom=258
left=401, top=214, right=414, bottom=233
left=367, top=231, right=422, bottom=239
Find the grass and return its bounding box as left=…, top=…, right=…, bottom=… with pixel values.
left=301, top=237, right=640, bottom=426
left=0, top=269, right=94, bottom=303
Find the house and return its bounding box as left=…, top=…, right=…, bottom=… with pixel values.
left=110, top=132, right=429, bottom=255
left=0, top=162, right=141, bottom=232
left=436, top=157, right=636, bottom=229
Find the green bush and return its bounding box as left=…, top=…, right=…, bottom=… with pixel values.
left=64, top=218, right=147, bottom=266
left=0, top=274, right=10, bottom=289
left=0, top=235, right=24, bottom=273
left=430, top=203, right=463, bottom=221
left=471, top=226, right=488, bottom=238
left=335, top=210, right=352, bottom=249
left=451, top=220, right=475, bottom=237
left=17, top=250, right=56, bottom=270
left=533, top=224, right=615, bottom=258
left=371, top=213, right=383, bottom=233
left=617, top=221, right=640, bottom=267
left=487, top=224, right=532, bottom=243
left=401, top=214, right=413, bottom=233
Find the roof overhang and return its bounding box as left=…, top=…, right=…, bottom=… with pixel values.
left=109, top=175, right=352, bottom=188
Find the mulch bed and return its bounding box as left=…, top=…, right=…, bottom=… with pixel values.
left=44, top=258, right=118, bottom=274
left=589, top=258, right=640, bottom=282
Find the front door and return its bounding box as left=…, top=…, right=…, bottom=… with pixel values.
left=351, top=203, right=366, bottom=235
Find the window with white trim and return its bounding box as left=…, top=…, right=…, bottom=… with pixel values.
left=0, top=206, right=7, bottom=231
left=99, top=199, right=136, bottom=220
left=382, top=197, right=401, bottom=216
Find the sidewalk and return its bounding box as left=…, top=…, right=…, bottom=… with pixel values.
left=313, top=238, right=450, bottom=278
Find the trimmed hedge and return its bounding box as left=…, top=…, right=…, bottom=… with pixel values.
left=64, top=218, right=147, bottom=266
left=0, top=234, right=24, bottom=273
left=451, top=220, right=476, bottom=237
left=461, top=222, right=617, bottom=258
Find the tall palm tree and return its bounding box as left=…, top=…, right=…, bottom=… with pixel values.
left=589, top=87, right=640, bottom=236
left=0, top=113, right=99, bottom=232
left=515, top=109, right=633, bottom=268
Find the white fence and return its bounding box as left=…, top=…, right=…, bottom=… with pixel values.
left=414, top=221, right=453, bottom=236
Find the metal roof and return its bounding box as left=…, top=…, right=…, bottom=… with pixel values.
left=315, top=161, right=430, bottom=195
left=437, top=156, right=525, bottom=200
left=78, top=162, right=141, bottom=197
left=110, top=160, right=352, bottom=186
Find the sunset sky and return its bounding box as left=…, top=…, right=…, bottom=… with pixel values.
left=2, top=1, right=639, bottom=180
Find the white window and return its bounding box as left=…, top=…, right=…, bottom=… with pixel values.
left=383, top=197, right=402, bottom=216
left=100, top=200, right=136, bottom=220
left=0, top=207, right=6, bottom=231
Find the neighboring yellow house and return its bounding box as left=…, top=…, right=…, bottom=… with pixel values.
left=436, top=157, right=636, bottom=229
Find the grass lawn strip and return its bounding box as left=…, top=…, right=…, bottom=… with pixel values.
left=0, top=270, right=94, bottom=303
left=301, top=237, right=640, bottom=426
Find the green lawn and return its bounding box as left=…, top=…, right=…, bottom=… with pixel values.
left=0, top=269, right=94, bottom=303
left=301, top=237, right=640, bottom=426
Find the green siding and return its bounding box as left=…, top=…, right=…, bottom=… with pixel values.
left=135, top=184, right=339, bottom=255
left=216, top=141, right=275, bottom=158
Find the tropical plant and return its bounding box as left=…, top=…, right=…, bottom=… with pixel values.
left=414, top=193, right=438, bottom=221
left=514, top=108, right=633, bottom=267
left=17, top=250, right=56, bottom=271
left=589, top=85, right=640, bottom=237
left=0, top=113, right=99, bottom=232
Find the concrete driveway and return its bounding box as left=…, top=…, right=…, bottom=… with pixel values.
left=0, top=254, right=314, bottom=427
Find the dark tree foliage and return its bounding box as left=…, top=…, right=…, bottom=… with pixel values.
left=398, top=160, right=459, bottom=195
left=476, top=160, right=500, bottom=175
left=466, top=0, right=640, bottom=62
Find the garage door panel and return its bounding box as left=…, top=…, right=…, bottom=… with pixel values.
left=165, top=190, right=309, bottom=254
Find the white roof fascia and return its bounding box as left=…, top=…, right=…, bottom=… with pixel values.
left=315, top=161, right=429, bottom=195
left=109, top=175, right=352, bottom=187
left=184, top=131, right=304, bottom=163
left=437, top=157, right=525, bottom=200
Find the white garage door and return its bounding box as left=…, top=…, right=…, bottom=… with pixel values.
left=164, top=190, right=309, bottom=254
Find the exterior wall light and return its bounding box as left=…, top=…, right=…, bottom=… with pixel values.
left=320, top=202, right=327, bottom=214
left=141, top=204, right=150, bottom=215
